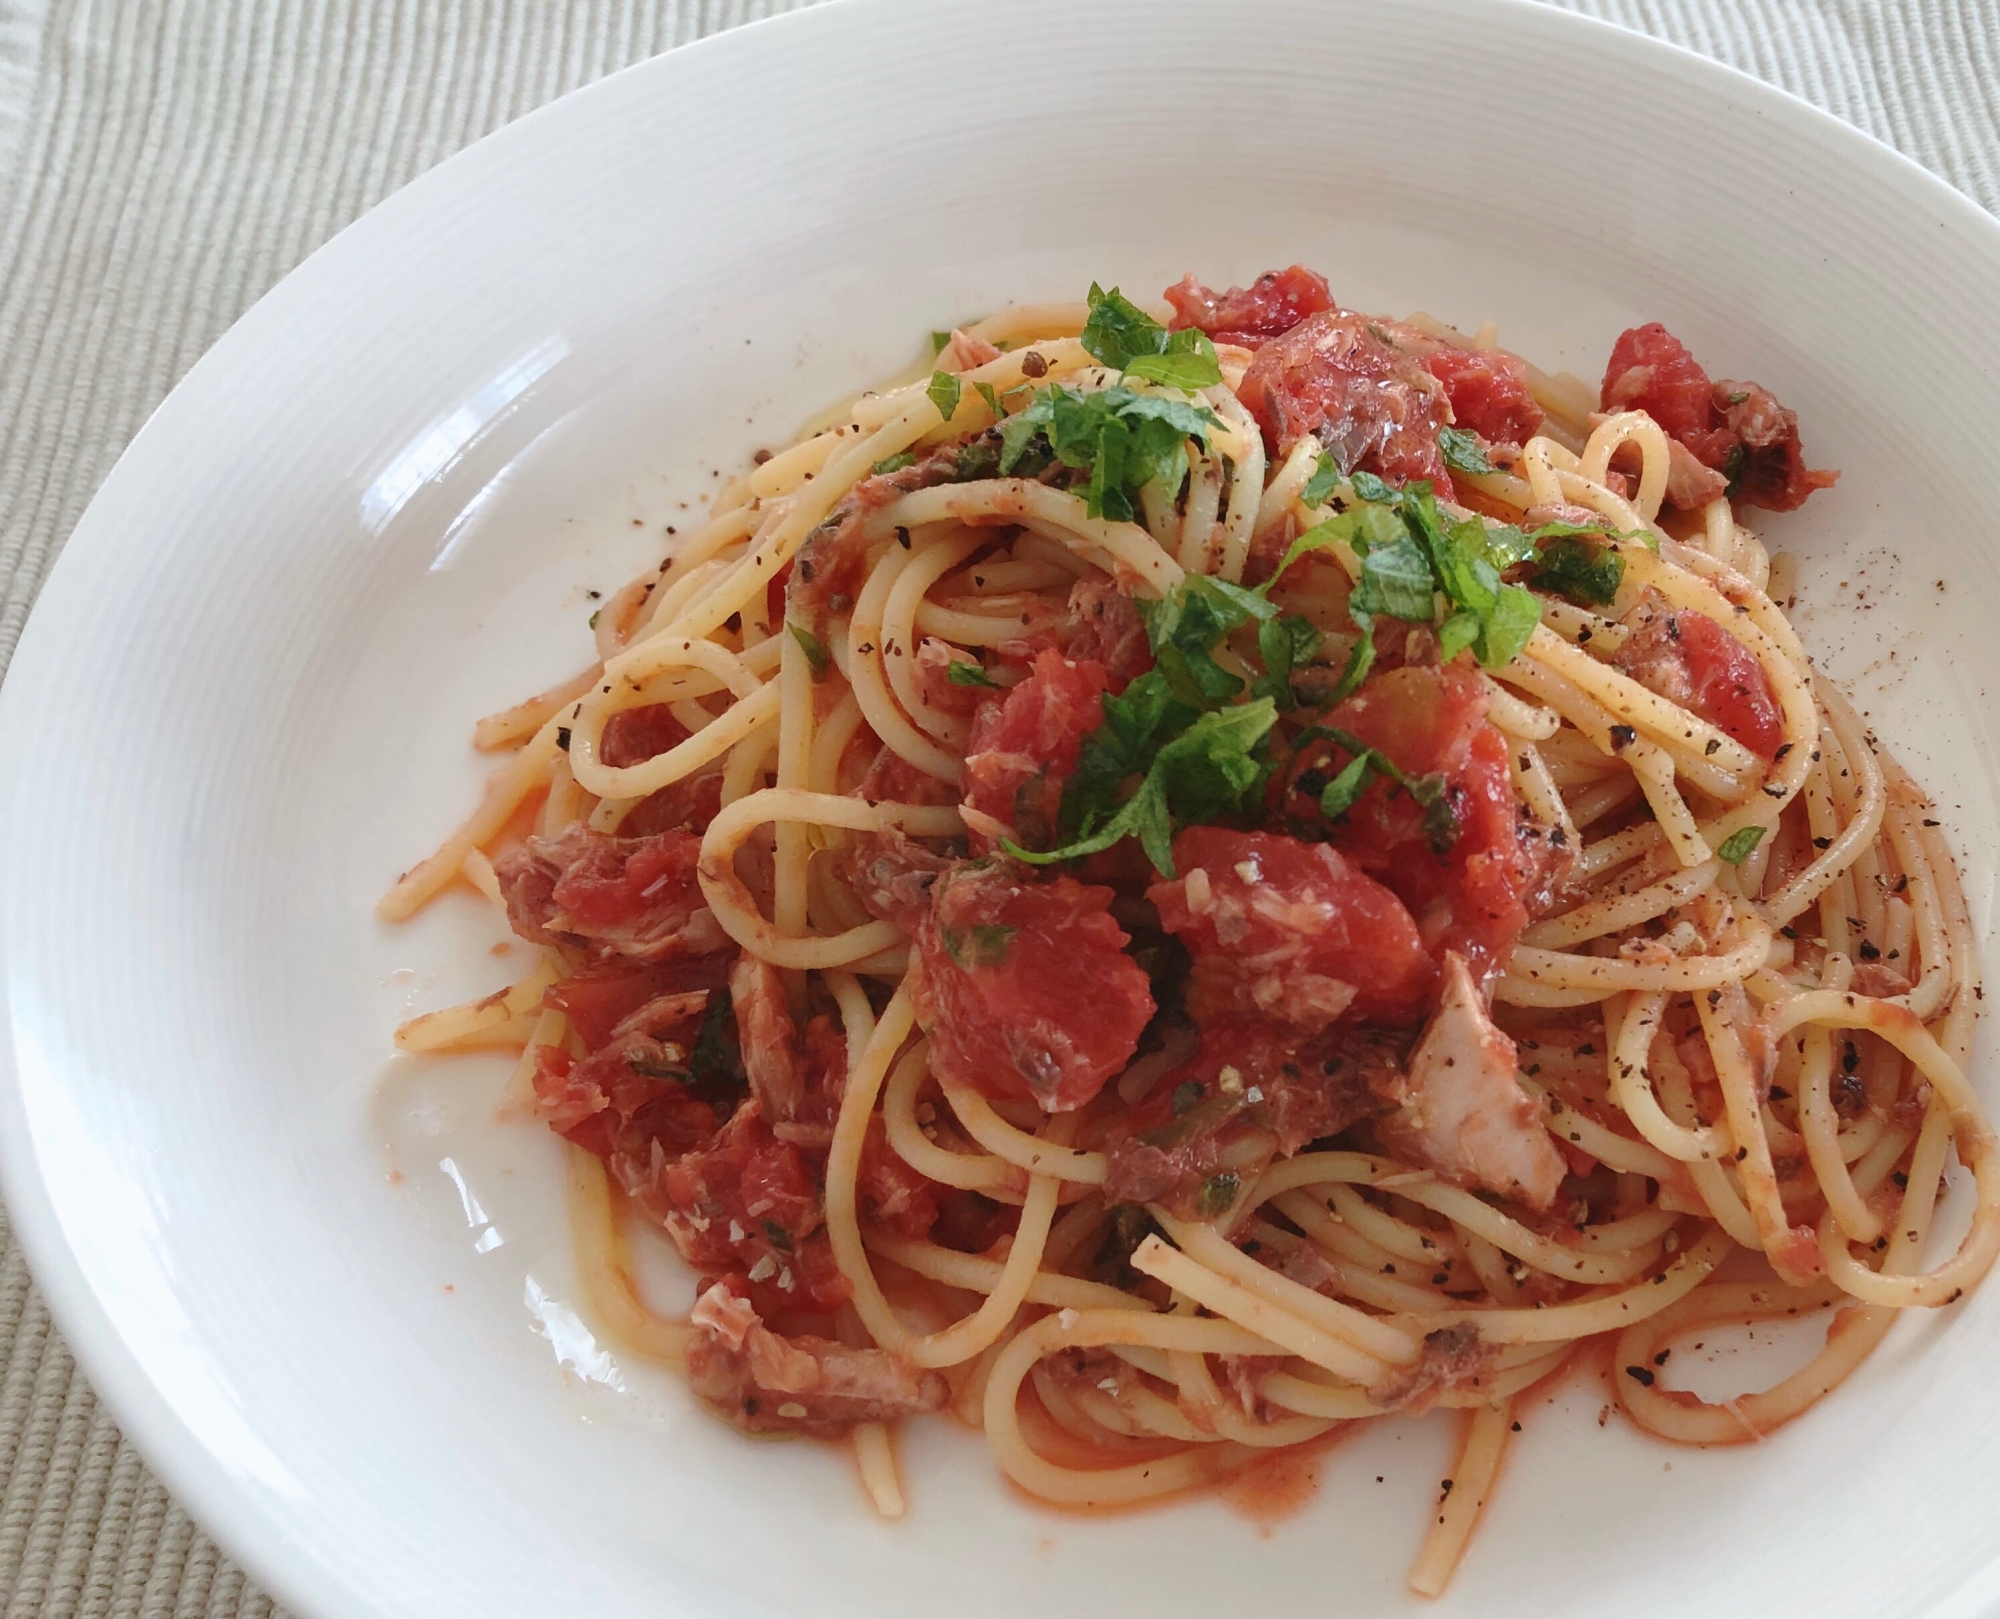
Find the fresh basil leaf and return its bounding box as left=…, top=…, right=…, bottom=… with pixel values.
left=1437, top=609, right=1482, bottom=664
left=1715, top=825, right=1766, bottom=865
left=1154, top=642, right=1244, bottom=708
left=1253, top=615, right=1321, bottom=709
left=1482, top=522, right=1537, bottom=569
left=1123, top=328, right=1222, bottom=390
left=1318, top=751, right=1380, bottom=819
left=974, top=380, right=1005, bottom=418
left=789, top=623, right=831, bottom=680
left=871, top=451, right=917, bottom=475
left=1349, top=525, right=1435, bottom=621
left=927, top=370, right=963, bottom=422
left=1016, top=698, right=1277, bottom=877
left=690, top=988, right=745, bottom=1089
left=1195, top=1171, right=1241, bottom=1218
left=1300, top=451, right=1342, bottom=510
left=1080, top=283, right=1170, bottom=370
left=1329, top=611, right=1376, bottom=704
left=1531, top=535, right=1626, bottom=608
left=1437, top=426, right=1494, bottom=477
left=1000, top=384, right=1215, bottom=521
left=1302, top=726, right=1461, bottom=853
left=1475, top=583, right=1541, bottom=669
left=1349, top=469, right=1395, bottom=504
left=930, top=330, right=953, bottom=355
left=1408, top=775, right=1461, bottom=855
left=947, top=660, right=999, bottom=688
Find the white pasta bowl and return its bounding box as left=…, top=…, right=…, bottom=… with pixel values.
left=3, top=1, right=1999, bottom=1614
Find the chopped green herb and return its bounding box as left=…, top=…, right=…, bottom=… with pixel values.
left=1531, top=535, right=1625, bottom=608
left=930, top=330, right=953, bottom=354
left=974, top=380, right=1005, bottom=418
left=789, top=623, right=831, bottom=680
left=1007, top=698, right=1278, bottom=877
left=690, top=989, right=745, bottom=1088
left=940, top=922, right=1017, bottom=968
left=1195, top=1171, right=1241, bottom=1218
left=1477, top=582, right=1541, bottom=668
left=1123, top=328, right=1222, bottom=391
left=1436, top=609, right=1482, bottom=665
left=1301, top=725, right=1460, bottom=855
left=1252, top=614, right=1321, bottom=710
left=1078, top=284, right=1165, bottom=369
left=1300, top=451, right=1343, bottom=509
left=1715, top=825, right=1767, bottom=865
left=1080, top=284, right=1221, bottom=390
left=946, top=660, right=999, bottom=688
left=997, top=384, right=1216, bottom=523
left=1350, top=519, right=1438, bottom=622
left=1725, top=390, right=1750, bottom=406
left=1437, top=426, right=1494, bottom=477
left=1316, top=477, right=1545, bottom=671
left=871, top=450, right=917, bottom=476
left=927, top=369, right=963, bottom=422
left=588, top=608, right=601, bottom=630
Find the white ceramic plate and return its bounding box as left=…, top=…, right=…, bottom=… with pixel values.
left=6, top=1, right=2000, bottom=1613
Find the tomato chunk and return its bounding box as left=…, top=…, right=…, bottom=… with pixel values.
left=1236, top=310, right=1453, bottom=488
left=1304, top=666, right=1547, bottom=980
left=1148, top=827, right=1436, bottom=1031
left=1423, top=345, right=1543, bottom=446
left=1600, top=323, right=1836, bottom=511
left=544, top=956, right=731, bottom=1048
left=1102, top=1019, right=1407, bottom=1209
left=910, top=861, right=1153, bottom=1111
left=600, top=703, right=691, bottom=768
left=1164, top=265, right=1334, bottom=349
left=654, top=1104, right=849, bottom=1314
left=1614, top=606, right=1785, bottom=760
left=497, top=825, right=727, bottom=962
left=961, top=649, right=1109, bottom=850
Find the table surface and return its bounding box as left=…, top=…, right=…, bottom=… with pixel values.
left=2, top=0, right=1995, bottom=1613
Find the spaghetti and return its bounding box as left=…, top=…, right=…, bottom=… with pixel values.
left=387, top=267, right=1994, bottom=1595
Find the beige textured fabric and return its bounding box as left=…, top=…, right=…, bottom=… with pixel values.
left=0, top=1, right=1993, bottom=1613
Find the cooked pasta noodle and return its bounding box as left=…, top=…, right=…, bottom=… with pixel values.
left=388, top=270, right=1991, bottom=1597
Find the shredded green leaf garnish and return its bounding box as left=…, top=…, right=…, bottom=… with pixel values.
left=1437, top=426, right=1494, bottom=477
left=1300, top=451, right=1343, bottom=510
left=946, top=660, right=999, bottom=688
left=1252, top=615, right=1321, bottom=711
left=1531, top=534, right=1625, bottom=607
left=1080, top=284, right=1222, bottom=390
left=690, top=989, right=745, bottom=1088
left=789, top=623, right=831, bottom=681
left=1715, top=825, right=1767, bottom=865
left=1006, top=699, right=1277, bottom=878
left=1196, top=1172, right=1241, bottom=1218
left=871, top=451, right=916, bottom=476
left=927, top=369, right=962, bottom=422
left=930, top=330, right=953, bottom=355
left=997, top=385, right=1217, bottom=523
left=1298, top=725, right=1460, bottom=855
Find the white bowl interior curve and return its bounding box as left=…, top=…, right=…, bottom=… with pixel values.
left=5, top=2, right=2000, bottom=1615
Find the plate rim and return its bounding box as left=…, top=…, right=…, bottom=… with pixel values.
left=4, top=1, right=2000, bottom=1613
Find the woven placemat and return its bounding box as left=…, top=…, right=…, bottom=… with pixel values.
left=1, top=2, right=1994, bottom=1614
